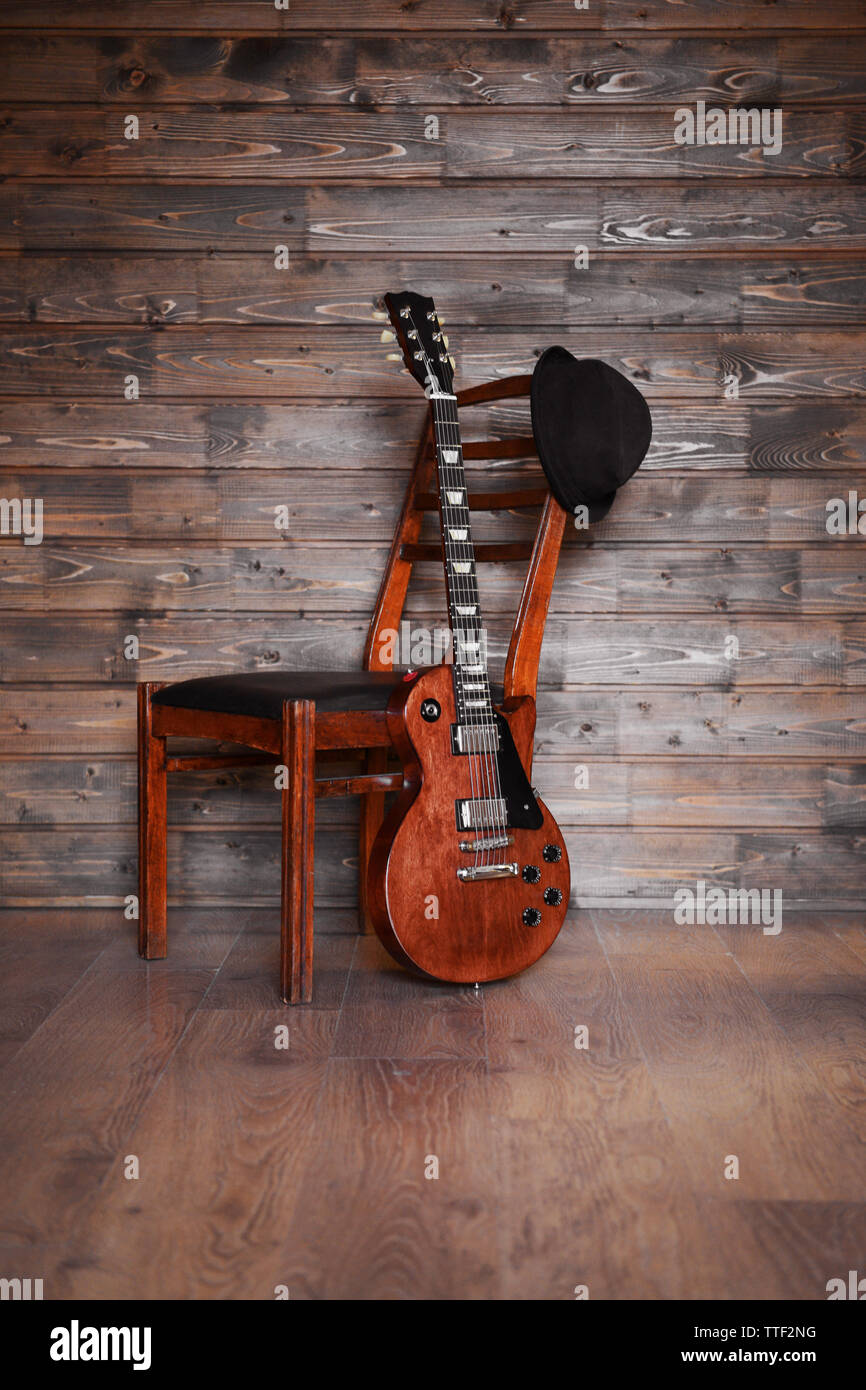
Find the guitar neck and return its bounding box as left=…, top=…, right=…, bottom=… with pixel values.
left=430, top=390, right=494, bottom=726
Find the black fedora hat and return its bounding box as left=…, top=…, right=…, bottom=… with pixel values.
left=530, top=348, right=652, bottom=523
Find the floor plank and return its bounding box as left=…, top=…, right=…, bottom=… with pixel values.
left=1, top=907, right=863, bottom=1299
left=54, top=1011, right=330, bottom=1300
left=592, top=909, right=866, bottom=1202
left=0, top=909, right=115, bottom=1069
left=331, top=935, right=486, bottom=1060
left=0, top=956, right=213, bottom=1250
left=277, top=1058, right=500, bottom=1300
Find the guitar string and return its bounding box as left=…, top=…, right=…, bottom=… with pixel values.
left=439, top=392, right=506, bottom=866
left=407, top=308, right=507, bottom=869
left=435, top=354, right=506, bottom=865
left=411, top=312, right=485, bottom=869
left=436, top=377, right=506, bottom=866
left=432, top=390, right=490, bottom=868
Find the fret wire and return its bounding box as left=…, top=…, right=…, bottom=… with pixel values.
left=431, top=392, right=493, bottom=726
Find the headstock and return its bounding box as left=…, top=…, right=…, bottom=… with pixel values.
left=383, top=290, right=454, bottom=397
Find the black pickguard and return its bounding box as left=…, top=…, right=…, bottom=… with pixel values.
left=494, top=711, right=543, bottom=830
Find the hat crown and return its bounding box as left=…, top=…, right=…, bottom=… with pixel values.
left=530, top=348, right=652, bottom=522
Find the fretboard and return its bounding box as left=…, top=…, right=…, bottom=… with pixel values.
left=430, top=392, right=493, bottom=726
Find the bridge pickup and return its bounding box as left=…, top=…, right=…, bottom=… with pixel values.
left=457, top=863, right=519, bottom=882
left=459, top=834, right=514, bottom=853
left=455, top=797, right=507, bottom=830
left=450, top=723, right=501, bottom=756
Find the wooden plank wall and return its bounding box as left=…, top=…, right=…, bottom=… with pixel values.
left=0, top=1, right=864, bottom=912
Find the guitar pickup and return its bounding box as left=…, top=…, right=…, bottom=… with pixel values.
left=455, top=797, right=507, bottom=831
left=451, top=723, right=501, bottom=755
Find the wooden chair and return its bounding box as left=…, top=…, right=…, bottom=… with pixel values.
left=138, top=375, right=569, bottom=1003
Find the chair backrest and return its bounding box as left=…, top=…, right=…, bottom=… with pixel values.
left=363, top=375, right=569, bottom=704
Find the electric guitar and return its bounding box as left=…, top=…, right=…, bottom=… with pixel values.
left=366, top=290, right=570, bottom=984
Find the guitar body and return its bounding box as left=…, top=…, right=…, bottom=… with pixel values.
left=368, top=666, right=570, bottom=983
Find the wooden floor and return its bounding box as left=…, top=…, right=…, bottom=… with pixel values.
left=0, top=907, right=864, bottom=1301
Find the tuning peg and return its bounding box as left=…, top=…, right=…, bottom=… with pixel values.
left=380, top=329, right=396, bottom=343
left=372, top=309, right=388, bottom=321
left=386, top=352, right=403, bottom=362
left=442, top=334, right=449, bottom=348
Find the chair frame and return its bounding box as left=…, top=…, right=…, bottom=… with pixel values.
left=138, top=375, right=568, bottom=1003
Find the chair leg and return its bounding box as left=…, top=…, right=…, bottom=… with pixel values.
left=358, top=747, right=387, bottom=934
left=280, top=699, right=315, bottom=1004
left=138, top=682, right=167, bottom=959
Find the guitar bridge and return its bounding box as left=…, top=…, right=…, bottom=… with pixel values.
left=457, top=863, right=519, bottom=882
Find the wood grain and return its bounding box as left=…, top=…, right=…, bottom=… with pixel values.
left=2, top=399, right=865, bottom=473
left=1, top=612, right=863, bottom=686
left=2, top=756, right=866, bottom=830
left=52, top=1011, right=331, bottom=1299
left=3, top=541, right=865, bottom=618
left=4, top=184, right=866, bottom=253
left=5, top=252, right=866, bottom=326
left=4, top=36, right=865, bottom=108
left=0, top=952, right=217, bottom=1247
left=0, top=9, right=862, bottom=915
left=3, top=826, right=865, bottom=906
left=1, top=108, right=859, bottom=180
left=1, top=0, right=863, bottom=32
left=3, top=686, right=863, bottom=760
left=3, top=906, right=866, bottom=1297
left=1, top=327, right=864, bottom=399
left=593, top=908, right=866, bottom=1199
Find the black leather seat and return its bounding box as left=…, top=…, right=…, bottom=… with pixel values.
left=151, top=670, right=415, bottom=721
left=152, top=669, right=507, bottom=722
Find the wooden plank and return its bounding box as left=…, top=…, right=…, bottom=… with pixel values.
left=485, top=918, right=739, bottom=1298
left=713, top=913, right=866, bottom=1139
left=3, top=36, right=866, bottom=107
left=0, top=908, right=115, bottom=1069
left=11, top=470, right=866, bottom=542
left=332, top=935, right=485, bottom=1059
left=0, top=950, right=218, bottom=1247
left=444, top=109, right=862, bottom=179
left=22, top=1011, right=332, bottom=1298
left=278, top=1057, right=500, bottom=1298
left=1, top=400, right=864, bottom=474
left=1, top=108, right=859, bottom=181
left=201, top=930, right=354, bottom=1015
left=4, top=184, right=866, bottom=253
left=5, top=252, right=866, bottom=327
left=4, top=752, right=861, bottom=831
left=3, top=685, right=863, bottom=759
left=2, top=826, right=865, bottom=907
left=593, top=907, right=866, bottom=1198
left=1, top=0, right=863, bottom=33
left=698, top=1198, right=866, bottom=1301
left=535, top=688, right=866, bottom=759
left=0, top=327, right=863, bottom=399
left=0, top=612, right=863, bottom=686
left=2, top=541, right=865, bottom=616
